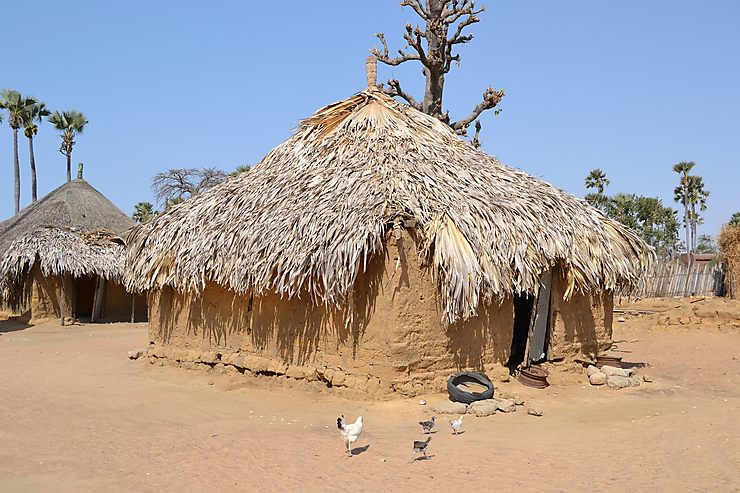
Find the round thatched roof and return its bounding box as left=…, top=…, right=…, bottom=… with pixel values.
left=0, top=179, right=134, bottom=258
left=125, top=89, right=652, bottom=323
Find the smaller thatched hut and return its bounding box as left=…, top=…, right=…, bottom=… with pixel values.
left=0, top=227, right=146, bottom=323
left=0, top=178, right=146, bottom=324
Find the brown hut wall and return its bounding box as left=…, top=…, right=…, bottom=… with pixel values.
left=103, top=280, right=133, bottom=321
left=147, top=230, right=518, bottom=394
left=549, top=271, right=613, bottom=360
left=29, top=265, right=72, bottom=322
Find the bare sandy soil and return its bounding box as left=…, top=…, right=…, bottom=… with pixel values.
left=1, top=299, right=739, bottom=493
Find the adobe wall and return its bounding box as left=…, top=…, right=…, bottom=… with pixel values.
left=103, top=280, right=147, bottom=322
left=147, top=230, right=516, bottom=397
left=29, top=266, right=72, bottom=323
left=549, top=271, right=614, bottom=361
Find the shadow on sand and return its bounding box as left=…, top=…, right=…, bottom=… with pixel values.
left=0, top=317, right=31, bottom=334
left=350, top=445, right=370, bottom=456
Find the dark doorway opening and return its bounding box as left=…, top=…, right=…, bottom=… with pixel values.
left=507, top=292, right=534, bottom=373
left=74, top=275, right=96, bottom=319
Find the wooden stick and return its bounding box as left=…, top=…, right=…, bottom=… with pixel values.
left=60, top=275, right=66, bottom=326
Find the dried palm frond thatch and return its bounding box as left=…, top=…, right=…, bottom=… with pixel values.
left=125, top=89, right=653, bottom=323
left=0, top=227, right=125, bottom=285
left=718, top=226, right=740, bottom=297
left=0, top=178, right=134, bottom=258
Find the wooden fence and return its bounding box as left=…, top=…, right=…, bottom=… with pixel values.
left=626, top=261, right=725, bottom=298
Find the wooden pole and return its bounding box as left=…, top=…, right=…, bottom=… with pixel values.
left=91, top=277, right=99, bottom=323
left=60, top=275, right=66, bottom=326
left=92, top=278, right=105, bottom=322
left=130, top=293, right=136, bottom=323
left=71, top=277, right=77, bottom=323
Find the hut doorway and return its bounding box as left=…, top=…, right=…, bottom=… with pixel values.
left=74, top=275, right=97, bottom=320
left=506, top=271, right=553, bottom=372
left=507, top=293, right=534, bottom=372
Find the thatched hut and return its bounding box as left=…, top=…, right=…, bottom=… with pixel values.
left=0, top=178, right=146, bottom=324
left=125, top=87, right=652, bottom=396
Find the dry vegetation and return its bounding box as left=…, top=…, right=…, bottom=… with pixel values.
left=718, top=225, right=740, bottom=296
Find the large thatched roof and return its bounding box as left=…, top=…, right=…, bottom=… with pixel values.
left=0, top=178, right=134, bottom=257
left=125, top=89, right=652, bottom=323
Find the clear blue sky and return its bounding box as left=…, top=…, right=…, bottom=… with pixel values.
left=2, top=1, right=738, bottom=237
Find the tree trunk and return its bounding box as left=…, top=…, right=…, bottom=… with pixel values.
left=66, top=152, right=72, bottom=182
left=29, top=136, right=37, bottom=203
left=683, top=184, right=690, bottom=255
left=13, top=128, right=20, bottom=215
left=422, top=0, right=446, bottom=116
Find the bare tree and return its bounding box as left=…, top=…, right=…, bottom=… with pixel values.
left=152, top=167, right=227, bottom=208
left=370, top=0, right=504, bottom=141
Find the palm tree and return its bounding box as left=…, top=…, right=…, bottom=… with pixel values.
left=132, top=202, right=157, bottom=223
left=686, top=175, right=709, bottom=251
left=730, top=212, right=740, bottom=227
left=22, top=102, right=51, bottom=203
left=0, top=90, right=37, bottom=214
left=48, top=110, right=88, bottom=182
left=672, top=161, right=695, bottom=254
left=585, top=168, right=610, bottom=195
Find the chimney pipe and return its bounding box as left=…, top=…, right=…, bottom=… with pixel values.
left=365, top=55, right=377, bottom=87
left=77, top=162, right=84, bottom=179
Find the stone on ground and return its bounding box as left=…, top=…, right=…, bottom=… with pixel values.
left=589, top=371, right=607, bottom=385
left=527, top=407, right=544, bottom=417
left=601, top=365, right=634, bottom=378
left=606, top=375, right=640, bottom=390
left=432, top=400, right=468, bottom=415
left=468, top=399, right=498, bottom=417
left=496, top=398, right=516, bottom=413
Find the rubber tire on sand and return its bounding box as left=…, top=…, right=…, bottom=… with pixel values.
left=447, top=371, right=494, bottom=404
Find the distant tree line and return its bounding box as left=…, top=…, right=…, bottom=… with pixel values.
left=584, top=163, right=726, bottom=260
left=0, top=89, right=88, bottom=215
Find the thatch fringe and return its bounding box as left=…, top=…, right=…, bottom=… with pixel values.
left=125, top=89, right=653, bottom=323
left=0, top=227, right=125, bottom=285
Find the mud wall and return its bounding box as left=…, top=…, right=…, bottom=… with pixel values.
left=148, top=230, right=516, bottom=396
left=103, top=280, right=148, bottom=322
left=549, top=271, right=614, bottom=361
left=29, top=266, right=72, bottom=323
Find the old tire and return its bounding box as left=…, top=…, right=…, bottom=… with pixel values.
left=447, top=371, right=494, bottom=404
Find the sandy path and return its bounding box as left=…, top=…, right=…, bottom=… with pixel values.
left=0, top=315, right=738, bottom=492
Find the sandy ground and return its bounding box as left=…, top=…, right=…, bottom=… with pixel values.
left=1, top=299, right=739, bottom=492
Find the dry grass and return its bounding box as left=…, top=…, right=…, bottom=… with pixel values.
left=125, top=89, right=652, bottom=323
left=718, top=226, right=740, bottom=296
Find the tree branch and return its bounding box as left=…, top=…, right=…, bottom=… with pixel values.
left=371, top=32, right=421, bottom=66
left=402, top=23, right=428, bottom=66
left=380, top=79, right=423, bottom=111
left=400, top=0, right=429, bottom=20
left=451, top=86, right=505, bottom=134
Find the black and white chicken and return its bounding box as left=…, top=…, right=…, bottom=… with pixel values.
left=412, top=436, right=432, bottom=460
left=419, top=416, right=436, bottom=434
left=337, top=415, right=363, bottom=456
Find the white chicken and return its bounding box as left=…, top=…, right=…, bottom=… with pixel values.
left=450, top=415, right=464, bottom=435
left=337, top=415, right=363, bottom=456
